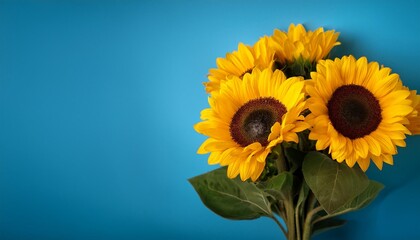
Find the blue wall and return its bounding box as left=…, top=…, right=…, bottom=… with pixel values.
left=1, top=1, right=419, bottom=239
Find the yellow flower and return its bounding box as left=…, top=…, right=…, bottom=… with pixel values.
left=270, top=24, right=340, bottom=64
left=306, top=56, right=413, bottom=171
left=195, top=68, right=309, bottom=181
left=205, top=37, right=275, bottom=93
left=407, top=90, right=420, bottom=134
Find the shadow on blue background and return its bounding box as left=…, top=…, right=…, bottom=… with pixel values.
left=0, top=1, right=419, bottom=239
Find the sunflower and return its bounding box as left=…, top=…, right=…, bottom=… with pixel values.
left=407, top=90, right=420, bottom=134
left=205, top=36, right=275, bottom=93
left=270, top=24, right=340, bottom=64
left=195, top=68, right=309, bottom=181
left=306, top=55, right=414, bottom=171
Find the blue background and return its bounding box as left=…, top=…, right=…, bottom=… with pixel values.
left=1, top=1, right=419, bottom=239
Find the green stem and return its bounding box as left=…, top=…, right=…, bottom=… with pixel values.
left=295, top=205, right=301, bottom=240
left=273, top=145, right=287, bottom=173
left=272, top=144, right=297, bottom=239
left=285, top=198, right=296, bottom=240
left=312, top=210, right=344, bottom=225
left=302, top=206, right=323, bottom=240
left=307, top=192, right=316, bottom=210
left=297, top=189, right=315, bottom=240
left=312, top=214, right=329, bottom=225
left=271, top=215, right=288, bottom=238
left=272, top=202, right=287, bottom=224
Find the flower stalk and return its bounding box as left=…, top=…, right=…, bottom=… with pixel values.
left=273, top=145, right=288, bottom=174
left=272, top=144, right=315, bottom=240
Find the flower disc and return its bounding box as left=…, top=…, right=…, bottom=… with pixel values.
left=230, top=97, right=287, bottom=147
left=328, top=85, right=382, bottom=139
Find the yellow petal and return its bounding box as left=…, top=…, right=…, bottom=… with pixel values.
left=371, top=156, right=384, bottom=170
left=208, top=151, right=222, bottom=164
left=251, top=162, right=266, bottom=182
left=357, top=158, right=370, bottom=172
left=227, top=159, right=241, bottom=179
left=353, top=138, right=369, bottom=159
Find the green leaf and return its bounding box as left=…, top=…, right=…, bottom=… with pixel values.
left=313, top=218, right=347, bottom=236
left=189, top=167, right=273, bottom=220
left=302, top=152, right=369, bottom=214
left=329, top=180, right=384, bottom=216
left=261, top=172, right=293, bottom=200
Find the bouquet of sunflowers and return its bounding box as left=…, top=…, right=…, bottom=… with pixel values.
left=190, top=24, right=420, bottom=240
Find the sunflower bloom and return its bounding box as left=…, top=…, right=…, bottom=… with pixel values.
left=195, top=68, right=309, bottom=181
left=407, top=90, right=420, bottom=134
left=306, top=56, right=413, bottom=171
left=270, top=24, right=340, bottom=64
left=205, top=37, right=275, bottom=93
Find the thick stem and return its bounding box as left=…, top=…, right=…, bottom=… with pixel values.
left=306, top=191, right=317, bottom=214
left=302, top=206, right=323, bottom=240
left=273, top=145, right=287, bottom=173
left=285, top=199, right=296, bottom=240
left=273, top=145, right=294, bottom=239
left=295, top=206, right=301, bottom=240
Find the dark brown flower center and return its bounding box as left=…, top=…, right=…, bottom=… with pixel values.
left=230, top=97, right=287, bottom=147
left=327, top=84, right=382, bottom=139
